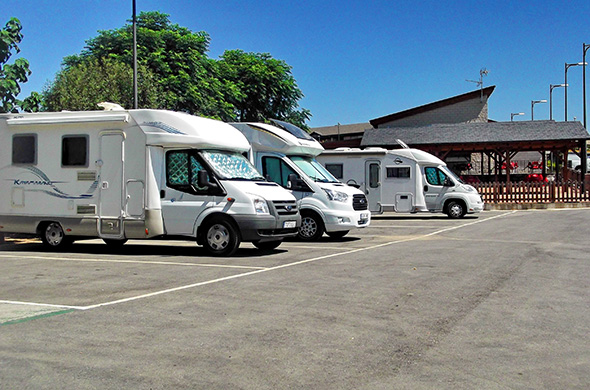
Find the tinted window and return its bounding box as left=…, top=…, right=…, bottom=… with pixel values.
left=424, top=167, right=448, bottom=186
left=62, top=136, right=88, bottom=167
left=262, top=156, right=298, bottom=187
left=12, top=134, right=36, bottom=164
left=270, top=119, right=315, bottom=141
left=325, top=163, right=343, bottom=179
left=369, top=163, right=380, bottom=188
left=387, top=167, right=410, bottom=178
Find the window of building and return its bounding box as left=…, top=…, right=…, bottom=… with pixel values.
left=386, top=166, right=411, bottom=178
left=12, top=134, right=37, bottom=165
left=62, top=135, right=88, bottom=167
left=325, top=163, right=343, bottom=179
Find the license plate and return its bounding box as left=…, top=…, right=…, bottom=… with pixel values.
left=283, top=220, right=297, bottom=228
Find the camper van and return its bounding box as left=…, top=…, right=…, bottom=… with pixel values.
left=0, top=107, right=300, bottom=256
left=229, top=120, right=370, bottom=240
left=317, top=147, right=484, bottom=218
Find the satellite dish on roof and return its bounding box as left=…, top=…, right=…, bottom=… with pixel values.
left=396, top=139, right=409, bottom=149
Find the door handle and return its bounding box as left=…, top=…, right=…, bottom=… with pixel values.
left=423, top=185, right=428, bottom=192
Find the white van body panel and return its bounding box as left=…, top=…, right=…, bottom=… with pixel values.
left=0, top=110, right=299, bottom=253
left=318, top=147, right=484, bottom=217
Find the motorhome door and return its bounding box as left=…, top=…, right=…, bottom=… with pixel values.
left=364, top=160, right=381, bottom=213
left=98, top=132, right=125, bottom=238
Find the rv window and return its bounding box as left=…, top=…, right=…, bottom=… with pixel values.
left=369, top=163, right=380, bottom=188
left=62, top=136, right=88, bottom=167
left=324, top=164, right=343, bottom=179
left=262, top=156, right=298, bottom=188
left=386, top=167, right=410, bottom=178
left=424, top=167, right=448, bottom=186
left=12, top=134, right=37, bottom=165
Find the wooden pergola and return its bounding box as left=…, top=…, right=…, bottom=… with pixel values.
left=361, top=120, right=590, bottom=184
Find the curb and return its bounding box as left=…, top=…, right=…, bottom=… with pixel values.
left=484, top=202, right=590, bottom=211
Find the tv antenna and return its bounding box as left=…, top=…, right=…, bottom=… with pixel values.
left=466, top=68, right=489, bottom=102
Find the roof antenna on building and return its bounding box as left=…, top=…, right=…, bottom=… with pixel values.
left=466, top=68, right=489, bottom=102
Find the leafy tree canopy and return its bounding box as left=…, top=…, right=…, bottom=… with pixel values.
left=44, top=11, right=310, bottom=128
left=44, top=58, right=162, bottom=111
left=1, top=17, right=40, bottom=112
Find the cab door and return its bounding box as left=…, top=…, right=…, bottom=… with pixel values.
left=423, top=166, right=451, bottom=211
left=364, top=160, right=381, bottom=212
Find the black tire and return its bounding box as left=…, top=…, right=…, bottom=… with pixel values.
left=103, top=238, right=128, bottom=247
left=327, top=230, right=349, bottom=239
left=253, top=240, right=283, bottom=251
left=40, top=222, right=71, bottom=249
left=202, top=218, right=240, bottom=257
left=297, top=211, right=325, bottom=241
left=446, top=200, right=466, bottom=219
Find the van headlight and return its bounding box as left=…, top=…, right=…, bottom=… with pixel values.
left=252, top=198, right=270, bottom=214
left=323, top=188, right=348, bottom=202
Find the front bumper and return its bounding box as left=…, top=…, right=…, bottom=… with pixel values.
left=233, top=214, right=301, bottom=242
left=323, top=209, right=371, bottom=233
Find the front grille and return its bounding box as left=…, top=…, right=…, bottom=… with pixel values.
left=352, top=194, right=368, bottom=210
left=272, top=200, right=298, bottom=215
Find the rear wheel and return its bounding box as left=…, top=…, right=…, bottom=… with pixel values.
left=40, top=222, right=71, bottom=249
left=446, top=201, right=466, bottom=219
left=253, top=240, right=283, bottom=251
left=327, top=230, right=349, bottom=239
left=298, top=211, right=325, bottom=241
left=203, top=218, right=240, bottom=257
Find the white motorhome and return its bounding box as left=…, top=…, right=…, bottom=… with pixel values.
left=229, top=120, right=370, bottom=240
left=0, top=107, right=300, bottom=256
left=317, top=147, right=484, bottom=218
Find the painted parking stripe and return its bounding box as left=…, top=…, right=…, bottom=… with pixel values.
left=0, top=211, right=517, bottom=312
left=78, top=211, right=517, bottom=310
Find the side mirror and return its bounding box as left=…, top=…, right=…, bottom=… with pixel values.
left=197, top=170, right=218, bottom=190
left=443, top=177, right=454, bottom=187
left=287, top=173, right=298, bottom=189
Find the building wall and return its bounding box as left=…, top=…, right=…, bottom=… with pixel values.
left=376, top=95, right=489, bottom=128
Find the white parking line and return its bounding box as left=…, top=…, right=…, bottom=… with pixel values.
left=78, top=211, right=517, bottom=310
left=1, top=211, right=517, bottom=312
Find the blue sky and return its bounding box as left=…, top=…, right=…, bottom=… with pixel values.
left=5, top=0, right=590, bottom=127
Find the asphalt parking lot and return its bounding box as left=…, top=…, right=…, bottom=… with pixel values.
left=1, top=209, right=589, bottom=389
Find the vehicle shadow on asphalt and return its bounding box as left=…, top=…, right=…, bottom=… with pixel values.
left=0, top=241, right=288, bottom=258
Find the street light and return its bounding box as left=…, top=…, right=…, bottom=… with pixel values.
left=511, top=112, right=524, bottom=121
left=565, top=62, right=586, bottom=121
left=531, top=100, right=547, bottom=120
left=549, top=84, right=567, bottom=120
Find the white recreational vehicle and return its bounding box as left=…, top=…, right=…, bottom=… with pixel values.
left=0, top=107, right=300, bottom=256
left=317, top=147, right=484, bottom=218
left=229, top=120, right=370, bottom=240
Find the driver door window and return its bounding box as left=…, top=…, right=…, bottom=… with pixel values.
left=424, top=167, right=448, bottom=186
left=166, top=151, right=213, bottom=194
left=262, top=156, right=298, bottom=188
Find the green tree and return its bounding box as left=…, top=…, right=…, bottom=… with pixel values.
left=0, top=17, right=32, bottom=112
left=44, top=57, right=162, bottom=111
left=217, top=49, right=311, bottom=128
left=46, top=11, right=310, bottom=126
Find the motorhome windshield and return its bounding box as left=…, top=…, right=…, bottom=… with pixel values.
left=291, top=156, right=340, bottom=183
left=200, top=150, right=265, bottom=181
left=440, top=166, right=465, bottom=184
